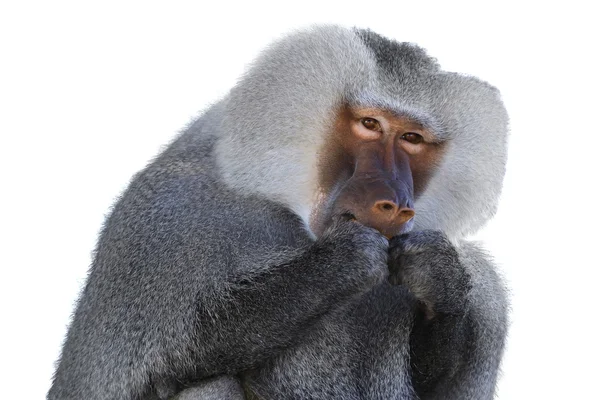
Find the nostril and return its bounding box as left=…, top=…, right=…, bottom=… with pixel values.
left=381, top=203, right=394, bottom=211
left=374, top=201, right=398, bottom=214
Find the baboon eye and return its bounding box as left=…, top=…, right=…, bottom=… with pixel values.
left=361, top=118, right=382, bottom=131
left=401, top=132, right=424, bottom=144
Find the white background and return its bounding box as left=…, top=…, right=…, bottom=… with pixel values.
left=1, top=1, right=599, bottom=399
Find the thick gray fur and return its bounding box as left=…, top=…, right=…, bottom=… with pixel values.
left=172, top=376, right=245, bottom=400
left=49, top=25, right=509, bottom=399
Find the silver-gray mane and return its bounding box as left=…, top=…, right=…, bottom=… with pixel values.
left=214, top=25, right=508, bottom=240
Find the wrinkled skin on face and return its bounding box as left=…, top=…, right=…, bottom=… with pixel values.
left=310, top=105, right=447, bottom=239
